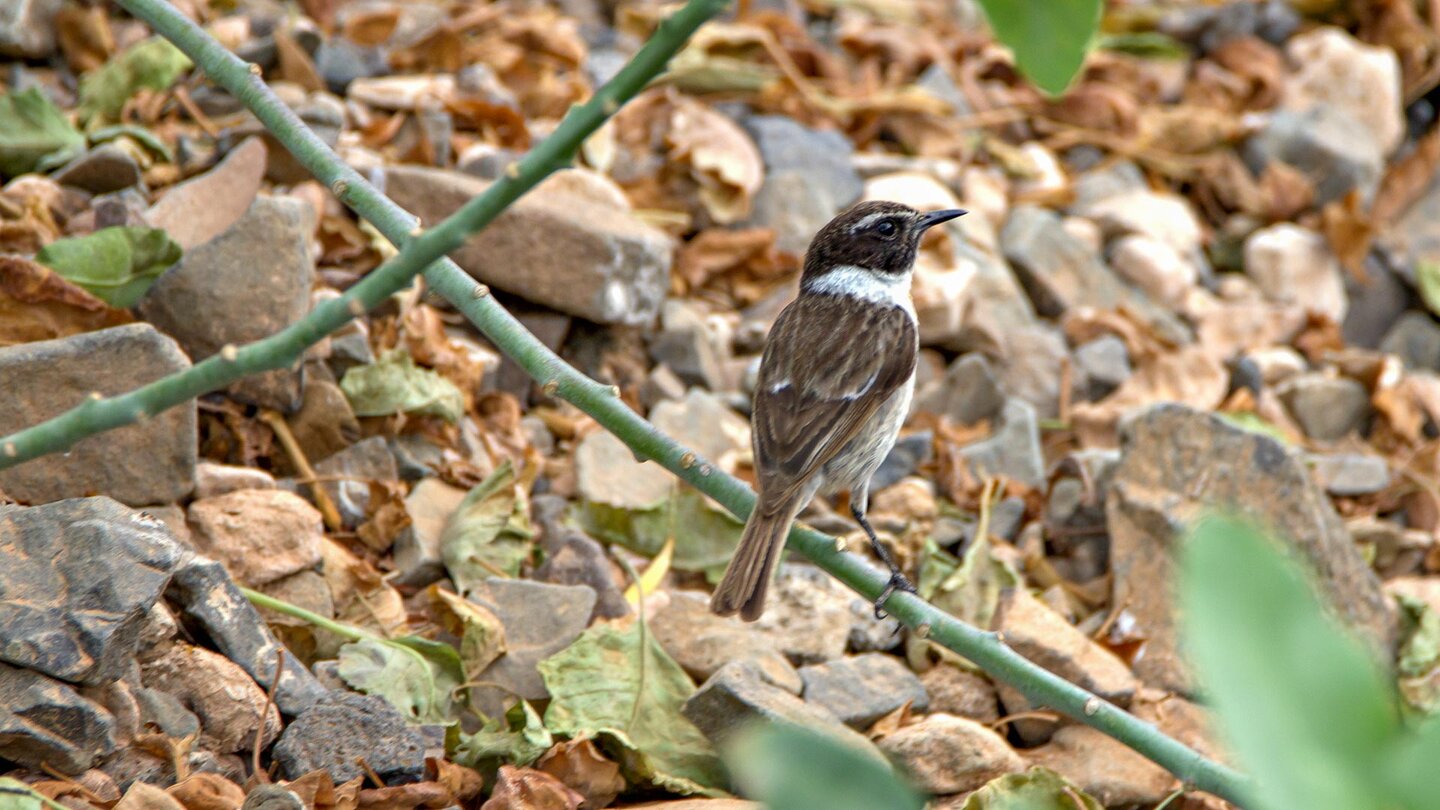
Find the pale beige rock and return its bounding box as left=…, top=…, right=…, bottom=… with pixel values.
left=186, top=489, right=324, bottom=586
left=1244, top=224, right=1348, bottom=323
left=1284, top=27, right=1403, bottom=153
left=139, top=642, right=281, bottom=753
left=876, top=713, right=1024, bottom=794
left=994, top=588, right=1138, bottom=705
left=918, top=665, right=1000, bottom=723
left=145, top=137, right=267, bottom=249
left=194, top=462, right=277, bottom=499
left=1028, top=725, right=1175, bottom=806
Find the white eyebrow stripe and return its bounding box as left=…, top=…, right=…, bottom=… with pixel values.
left=850, top=211, right=892, bottom=233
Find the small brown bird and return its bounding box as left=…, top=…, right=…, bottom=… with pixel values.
left=710, top=201, right=966, bottom=621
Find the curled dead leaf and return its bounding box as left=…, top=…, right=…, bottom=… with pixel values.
left=535, top=738, right=626, bottom=809
left=482, top=766, right=583, bottom=810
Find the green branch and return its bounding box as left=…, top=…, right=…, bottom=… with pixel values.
left=3, top=0, right=1250, bottom=803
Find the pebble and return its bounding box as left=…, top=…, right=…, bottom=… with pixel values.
left=913, top=353, right=1006, bottom=424
left=186, top=489, right=325, bottom=587
left=740, top=115, right=864, bottom=254
left=1275, top=373, right=1371, bottom=442
left=958, top=399, right=1046, bottom=489
left=194, top=462, right=277, bottom=499
left=1309, top=453, right=1391, bottom=497
left=1380, top=312, right=1440, bottom=372
left=918, top=665, right=1000, bottom=723
left=138, top=642, right=281, bottom=754
left=1243, top=223, right=1348, bottom=324
left=875, top=713, right=1023, bottom=794
left=463, top=579, right=597, bottom=717
left=1108, top=234, right=1196, bottom=309
left=1283, top=27, right=1403, bottom=154
left=273, top=692, right=427, bottom=784
left=0, top=662, right=115, bottom=773
left=651, top=592, right=801, bottom=693
left=51, top=145, right=143, bottom=194
left=752, top=565, right=857, bottom=665
left=0, top=0, right=61, bottom=58
left=798, top=653, right=929, bottom=729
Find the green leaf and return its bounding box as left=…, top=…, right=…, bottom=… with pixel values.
left=1216, top=411, right=1290, bottom=445
left=1395, top=593, right=1440, bottom=715
left=441, top=460, right=534, bottom=591
left=336, top=634, right=465, bottom=725
left=78, top=37, right=192, bottom=124
left=0, top=777, right=61, bottom=810
left=1179, top=516, right=1399, bottom=810
left=539, top=620, right=726, bottom=795
left=960, top=768, right=1103, bottom=809
left=1419, top=262, right=1440, bottom=319
left=88, top=125, right=174, bottom=162
left=974, top=0, right=1102, bottom=95
left=577, top=487, right=745, bottom=582
left=36, top=226, right=181, bottom=308
left=454, top=700, right=554, bottom=768
left=0, top=88, right=85, bottom=178
left=340, top=348, right=466, bottom=421
left=726, top=722, right=925, bottom=810
left=924, top=532, right=1020, bottom=629
left=429, top=585, right=507, bottom=681
left=1098, top=31, right=1190, bottom=60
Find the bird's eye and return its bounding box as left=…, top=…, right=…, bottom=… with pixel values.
left=875, top=219, right=898, bottom=237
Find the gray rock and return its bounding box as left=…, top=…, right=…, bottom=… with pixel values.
left=918, top=665, right=999, bottom=723
left=799, top=654, right=928, bottom=729
left=1342, top=258, right=1410, bottom=350
left=741, top=115, right=864, bottom=254
left=682, top=661, right=886, bottom=764
left=1070, top=160, right=1147, bottom=210
left=309, top=436, right=397, bottom=529
left=380, top=167, right=673, bottom=325
left=0, top=498, right=180, bottom=685
left=1243, top=105, right=1383, bottom=206
left=315, top=38, right=388, bottom=93
left=0, top=323, right=195, bottom=506
left=958, top=399, right=1045, bottom=489
left=0, top=0, right=62, bottom=58
left=993, top=587, right=1138, bottom=705
left=1001, top=205, right=1133, bottom=317
left=913, top=353, right=1005, bottom=424
left=1380, top=312, right=1440, bottom=371
left=533, top=534, right=630, bottom=621
left=845, top=595, right=903, bottom=653
left=285, top=379, right=360, bottom=465
left=464, top=579, right=597, bottom=715
left=273, top=692, right=426, bottom=784
left=875, top=713, right=1023, bottom=794
left=1310, top=453, right=1391, bottom=497
left=1073, top=335, right=1132, bottom=401
left=1107, top=405, right=1392, bottom=692
left=753, top=565, right=856, bottom=665
left=1108, top=234, right=1195, bottom=308
left=51, top=145, right=142, bottom=194
left=868, top=431, right=934, bottom=502
left=651, top=592, right=800, bottom=693
left=1390, top=176, right=1440, bottom=270
left=650, top=300, right=732, bottom=391
left=1276, top=374, right=1371, bottom=441
left=139, top=196, right=314, bottom=411
left=0, top=662, right=115, bottom=773
left=166, top=553, right=327, bottom=716
left=133, top=687, right=201, bottom=740
left=1080, top=190, right=1203, bottom=257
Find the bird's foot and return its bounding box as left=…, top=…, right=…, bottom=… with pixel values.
left=873, top=569, right=918, bottom=620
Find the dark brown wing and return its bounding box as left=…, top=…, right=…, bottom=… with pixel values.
left=751, top=294, right=918, bottom=505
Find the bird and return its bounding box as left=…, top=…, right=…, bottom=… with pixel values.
left=710, top=200, right=966, bottom=621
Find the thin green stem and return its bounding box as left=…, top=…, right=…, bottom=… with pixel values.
left=241, top=586, right=369, bottom=642
left=4, top=1, right=1250, bottom=804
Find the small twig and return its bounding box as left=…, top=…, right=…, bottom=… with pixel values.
left=356, top=758, right=387, bottom=789
left=989, top=709, right=1063, bottom=730
left=1153, top=788, right=1187, bottom=810
left=252, top=650, right=285, bottom=780
left=259, top=409, right=343, bottom=531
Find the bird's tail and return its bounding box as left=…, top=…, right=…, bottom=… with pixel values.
left=710, top=495, right=802, bottom=621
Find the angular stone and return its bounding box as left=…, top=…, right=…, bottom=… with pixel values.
left=533, top=534, right=631, bottom=622
left=651, top=592, right=800, bottom=693
left=993, top=323, right=1070, bottom=420
left=650, top=300, right=732, bottom=392
left=875, top=714, right=1023, bottom=794
left=0, top=323, right=195, bottom=506
left=464, top=579, right=597, bottom=715
left=994, top=588, right=1138, bottom=705
left=285, top=380, right=360, bottom=464
left=145, top=137, right=267, bottom=251
left=1244, top=105, right=1383, bottom=206
left=0, top=662, right=115, bottom=773
left=740, top=116, right=863, bottom=254
left=1310, top=453, right=1391, bottom=497
left=139, top=642, right=280, bottom=754
left=1001, top=205, right=1131, bottom=317
left=393, top=477, right=466, bottom=588
left=913, top=353, right=1005, bottom=424
left=918, top=665, right=999, bottom=723
left=1028, top=725, right=1175, bottom=806
left=1107, top=404, right=1392, bottom=692
left=870, top=431, right=934, bottom=495
left=1380, top=312, right=1440, bottom=372
left=799, top=654, right=928, bottom=729
left=309, top=436, right=397, bottom=529
left=381, top=167, right=673, bottom=325
left=0, top=0, right=62, bottom=58
left=1276, top=373, right=1371, bottom=442
left=186, top=489, right=325, bottom=587
left=273, top=692, right=427, bottom=784
left=682, top=661, right=885, bottom=765
left=140, top=195, right=314, bottom=411
left=166, top=553, right=327, bottom=716
left=1073, top=335, right=1131, bottom=401
left=0, top=498, right=180, bottom=685
left=1080, top=190, right=1203, bottom=256
left=52, top=145, right=142, bottom=194
left=958, top=399, right=1045, bottom=489
left=1108, top=233, right=1195, bottom=308
left=1244, top=224, right=1347, bottom=324
left=753, top=565, right=855, bottom=665
left=1283, top=27, right=1403, bottom=154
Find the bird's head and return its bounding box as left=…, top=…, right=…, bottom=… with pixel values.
left=800, top=200, right=966, bottom=284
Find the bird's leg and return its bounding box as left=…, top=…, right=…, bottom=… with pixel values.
left=850, top=501, right=917, bottom=619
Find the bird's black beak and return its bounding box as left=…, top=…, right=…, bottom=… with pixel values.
left=917, top=208, right=967, bottom=232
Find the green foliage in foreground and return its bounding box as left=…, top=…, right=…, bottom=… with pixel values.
left=1181, top=517, right=1440, bottom=810
left=975, top=0, right=1102, bottom=95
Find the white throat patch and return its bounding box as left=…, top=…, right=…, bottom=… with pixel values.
left=803, top=265, right=916, bottom=319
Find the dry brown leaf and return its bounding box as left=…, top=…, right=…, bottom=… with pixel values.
left=1206, top=36, right=1283, bottom=111
left=56, top=3, right=114, bottom=73
left=356, top=782, right=453, bottom=810
left=274, top=28, right=324, bottom=93
left=1293, top=313, right=1346, bottom=364
left=0, top=255, right=133, bottom=347
left=321, top=538, right=408, bottom=637
left=1258, top=160, right=1315, bottom=222
left=355, top=482, right=412, bottom=552
left=343, top=8, right=400, bottom=46
left=1321, top=190, right=1377, bottom=278
left=168, top=774, right=245, bottom=810
left=1373, top=127, right=1440, bottom=224
left=1138, top=105, right=1243, bottom=156
left=1045, top=82, right=1140, bottom=135
left=534, top=739, right=626, bottom=809
left=666, top=95, right=764, bottom=224
left=431, top=758, right=484, bottom=805
left=481, top=766, right=583, bottom=810
left=116, top=782, right=185, bottom=810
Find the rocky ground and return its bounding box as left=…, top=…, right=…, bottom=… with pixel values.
left=3, top=0, right=1440, bottom=808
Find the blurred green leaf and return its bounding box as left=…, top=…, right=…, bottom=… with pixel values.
left=337, top=634, right=465, bottom=725
left=960, top=768, right=1102, bottom=809
left=974, top=0, right=1102, bottom=95
left=340, top=348, right=465, bottom=421
left=454, top=700, right=553, bottom=768
left=88, top=125, right=173, bottom=162
left=725, top=721, right=925, bottom=810
left=0, top=777, right=60, bottom=810
left=78, top=36, right=192, bottom=124
left=0, top=88, right=85, bottom=177
left=540, top=619, right=725, bottom=795
left=922, top=531, right=1019, bottom=629
left=1216, top=411, right=1290, bottom=445
left=36, top=225, right=181, bottom=308
left=1395, top=594, right=1440, bottom=715
left=1098, top=31, right=1189, bottom=59
left=441, top=460, right=534, bottom=591
left=1419, top=262, right=1440, bottom=319
left=1180, top=516, right=1398, bottom=810
left=577, top=487, right=744, bottom=582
